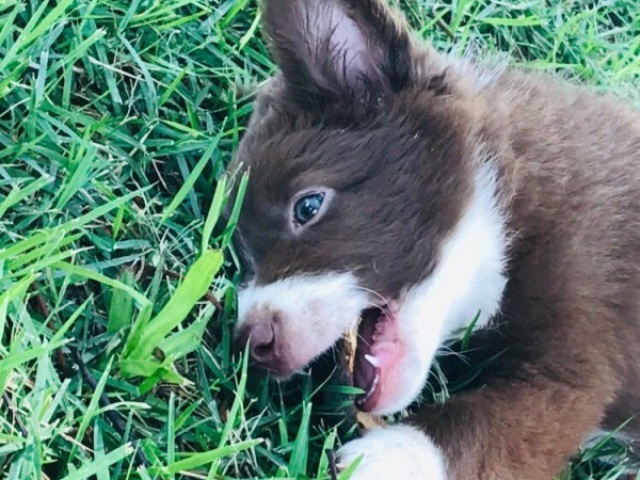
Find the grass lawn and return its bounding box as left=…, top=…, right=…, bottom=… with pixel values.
left=1, top=0, right=639, bottom=479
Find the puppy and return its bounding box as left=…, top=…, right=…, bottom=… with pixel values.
left=228, top=0, right=640, bottom=478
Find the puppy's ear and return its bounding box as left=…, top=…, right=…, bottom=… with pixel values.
left=262, top=0, right=414, bottom=104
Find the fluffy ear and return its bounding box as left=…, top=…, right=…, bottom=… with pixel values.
left=262, top=0, right=414, bottom=104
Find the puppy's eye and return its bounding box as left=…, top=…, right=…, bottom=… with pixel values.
left=293, top=193, right=325, bottom=226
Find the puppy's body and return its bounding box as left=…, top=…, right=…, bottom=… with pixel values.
left=229, top=1, right=640, bottom=478
left=410, top=71, right=640, bottom=478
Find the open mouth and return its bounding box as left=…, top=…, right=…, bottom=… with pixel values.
left=352, top=304, right=403, bottom=412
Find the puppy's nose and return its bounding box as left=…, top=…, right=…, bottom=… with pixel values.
left=247, top=322, right=276, bottom=363
left=236, top=318, right=279, bottom=369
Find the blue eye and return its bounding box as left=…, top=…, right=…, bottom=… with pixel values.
left=293, top=193, right=324, bottom=226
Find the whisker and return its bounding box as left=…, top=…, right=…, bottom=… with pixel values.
left=352, top=285, right=391, bottom=307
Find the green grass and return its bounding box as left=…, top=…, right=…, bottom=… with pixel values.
left=0, top=0, right=638, bottom=479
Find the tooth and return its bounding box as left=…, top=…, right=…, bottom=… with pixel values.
left=364, top=373, right=381, bottom=400
left=364, top=354, right=380, bottom=367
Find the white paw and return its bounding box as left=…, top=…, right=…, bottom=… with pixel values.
left=336, top=425, right=448, bottom=480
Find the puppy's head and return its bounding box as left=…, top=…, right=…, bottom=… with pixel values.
left=230, top=0, right=508, bottom=414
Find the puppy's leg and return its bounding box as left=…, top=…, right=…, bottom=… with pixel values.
left=338, top=314, right=623, bottom=480
left=337, top=424, right=447, bottom=480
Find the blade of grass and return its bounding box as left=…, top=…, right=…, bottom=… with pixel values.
left=161, top=126, right=224, bottom=223
left=107, top=269, right=136, bottom=333
left=164, top=439, right=263, bottom=474
left=53, top=261, right=150, bottom=307
left=122, top=249, right=222, bottom=360
left=60, top=443, right=134, bottom=480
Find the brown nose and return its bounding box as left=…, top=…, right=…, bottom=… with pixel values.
left=235, top=319, right=279, bottom=370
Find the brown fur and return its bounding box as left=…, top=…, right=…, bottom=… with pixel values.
left=229, top=0, right=640, bottom=478
left=421, top=72, right=640, bottom=479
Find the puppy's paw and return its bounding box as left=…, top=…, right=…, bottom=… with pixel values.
left=336, top=424, right=448, bottom=480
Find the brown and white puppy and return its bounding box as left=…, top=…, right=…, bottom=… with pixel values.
left=228, top=0, right=640, bottom=478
